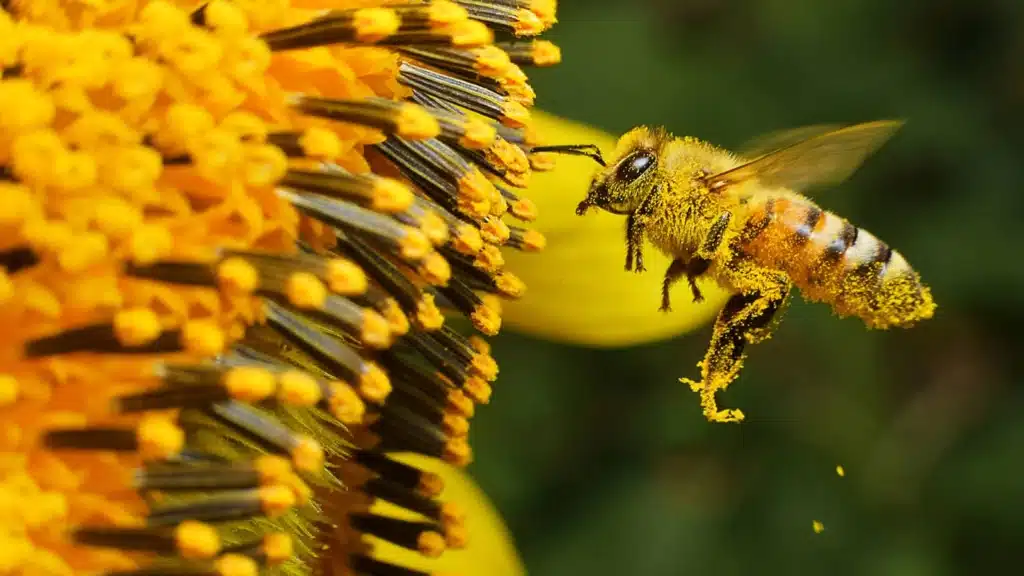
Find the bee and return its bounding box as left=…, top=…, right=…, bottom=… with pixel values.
left=534, top=121, right=936, bottom=423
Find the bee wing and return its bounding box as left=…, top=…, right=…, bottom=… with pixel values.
left=708, top=120, right=904, bottom=193
left=735, top=123, right=844, bottom=160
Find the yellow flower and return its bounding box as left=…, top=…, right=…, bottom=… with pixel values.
left=0, top=0, right=567, bottom=574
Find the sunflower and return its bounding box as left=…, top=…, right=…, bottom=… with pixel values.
left=0, top=0, right=563, bottom=574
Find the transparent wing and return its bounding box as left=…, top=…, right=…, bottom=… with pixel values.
left=735, top=123, right=844, bottom=160
left=708, top=120, right=904, bottom=193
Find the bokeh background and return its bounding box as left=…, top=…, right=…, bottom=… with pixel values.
left=470, top=1, right=1024, bottom=575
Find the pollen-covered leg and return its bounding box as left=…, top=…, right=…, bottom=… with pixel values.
left=680, top=276, right=790, bottom=423
left=660, top=258, right=687, bottom=312
left=625, top=212, right=646, bottom=272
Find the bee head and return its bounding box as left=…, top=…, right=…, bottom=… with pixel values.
left=575, top=126, right=669, bottom=216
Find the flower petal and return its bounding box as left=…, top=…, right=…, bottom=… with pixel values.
left=370, top=454, right=526, bottom=576
left=502, top=112, right=729, bottom=347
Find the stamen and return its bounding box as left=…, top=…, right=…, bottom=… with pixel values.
left=352, top=451, right=445, bottom=498
left=260, top=8, right=401, bottom=50
left=222, top=532, right=293, bottom=566
left=452, top=0, right=547, bottom=36
left=279, top=189, right=431, bottom=262
left=401, top=44, right=512, bottom=80
left=497, top=39, right=561, bottom=66
left=146, top=485, right=296, bottom=527
left=398, top=62, right=529, bottom=128
left=349, top=514, right=446, bottom=556
left=377, top=19, right=493, bottom=48
left=279, top=167, right=414, bottom=213
left=72, top=522, right=220, bottom=559
left=134, top=457, right=290, bottom=492
left=44, top=415, right=184, bottom=460
left=507, top=225, right=547, bottom=251
left=263, top=300, right=392, bottom=403
left=207, top=401, right=324, bottom=473
left=288, top=95, right=440, bottom=141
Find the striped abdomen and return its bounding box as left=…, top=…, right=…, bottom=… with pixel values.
left=738, top=196, right=935, bottom=328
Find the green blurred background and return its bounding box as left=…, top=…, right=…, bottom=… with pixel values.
left=470, top=1, right=1024, bottom=575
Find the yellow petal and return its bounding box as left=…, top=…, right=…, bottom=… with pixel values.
left=502, top=112, right=729, bottom=347
left=370, top=454, right=526, bottom=576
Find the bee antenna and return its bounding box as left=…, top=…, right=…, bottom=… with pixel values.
left=531, top=144, right=607, bottom=167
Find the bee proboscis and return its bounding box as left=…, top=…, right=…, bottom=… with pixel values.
left=537, top=121, right=935, bottom=423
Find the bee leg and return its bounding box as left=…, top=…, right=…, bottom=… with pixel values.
left=679, top=276, right=789, bottom=424
left=685, top=258, right=711, bottom=304
left=698, top=212, right=732, bottom=259
left=625, top=212, right=646, bottom=273
left=661, top=258, right=690, bottom=312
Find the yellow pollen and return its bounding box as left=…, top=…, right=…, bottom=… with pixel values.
left=418, top=470, right=445, bottom=498
left=353, top=8, right=400, bottom=44
left=417, top=531, right=446, bottom=558
left=836, top=465, right=845, bottom=477
left=290, top=435, right=324, bottom=473
left=260, top=484, right=297, bottom=517
left=496, top=272, right=526, bottom=298
left=215, top=553, right=258, bottom=576
left=0, top=183, right=36, bottom=227
left=285, top=272, right=328, bottom=309
left=813, top=520, right=825, bottom=534
left=398, top=228, right=432, bottom=261
left=255, top=455, right=293, bottom=485
left=113, top=308, right=162, bottom=347
left=57, top=232, right=108, bottom=273
left=449, top=20, right=493, bottom=47
left=94, top=197, right=143, bottom=239
left=277, top=371, right=321, bottom=406
left=418, top=252, right=451, bottom=286
left=137, top=415, right=185, bottom=460
left=457, top=170, right=492, bottom=202
left=489, top=192, right=509, bottom=217
left=264, top=533, right=293, bottom=564
left=440, top=502, right=465, bottom=527
left=415, top=294, right=445, bottom=331
left=500, top=101, right=531, bottom=128
left=473, top=45, right=512, bottom=77
left=474, top=245, right=504, bottom=272
left=512, top=198, right=539, bottom=221
left=181, top=320, right=226, bottom=356
left=531, top=0, right=559, bottom=25
left=175, top=521, right=220, bottom=560
left=464, top=377, right=492, bottom=404
left=447, top=390, right=474, bottom=419
left=0, top=374, right=19, bottom=407
left=521, top=228, right=547, bottom=251
left=382, top=299, right=411, bottom=336
left=370, top=178, right=415, bottom=213
left=218, top=257, right=260, bottom=293
left=429, top=1, right=469, bottom=25
left=444, top=523, right=469, bottom=549
left=361, top=310, right=392, bottom=349
left=241, top=144, right=288, bottom=187
left=204, top=0, right=249, bottom=37
left=443, top=438, right=472, bottom=467
left=470, top=304, right=501, bottom=336
left=224, top=366, right=276, bottom=403
left=327, top=382, right=366, bottom=425
left=480, top=218, right=510, bottom=245
left=529, top=151, right=557, bottom=171
left=358, top=363, right=392, bottom=404
left=395, top=103, right=441, bottom=140
left=470, top=353, right=499, bottom=381
left=298, top=127, right=342, bottom=160
left=532, top=39, right=562, bottom=65
left=513, top=9, right=545, bottom=36
left=459, top=117, right=498, bottom=149
left=322, top=258, right=366, bottom=296
left=442, top=414, right=469, bottom=437
left=468, top=334, right=491, bottom=355
left=419, top=210, right=450, bottom=246
left=452, top=223, right=483, bottom=254
left=129, top=224, right=172, bottom=265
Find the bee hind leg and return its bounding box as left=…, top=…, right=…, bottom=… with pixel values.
left=680, top=276, right=790, bottom=423
left=625, top=211, right=646, bottom=272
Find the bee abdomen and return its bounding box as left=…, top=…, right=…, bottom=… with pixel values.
left=740, top=198, right=935, bottom=328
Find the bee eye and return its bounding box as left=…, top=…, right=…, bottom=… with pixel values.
left=617, top=151, right=655, bottom=183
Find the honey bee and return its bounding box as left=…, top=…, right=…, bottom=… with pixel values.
left=534, top=121, right=936, bottom=423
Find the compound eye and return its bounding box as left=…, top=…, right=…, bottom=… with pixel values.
left=617, top=150, right=655, bottom=183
